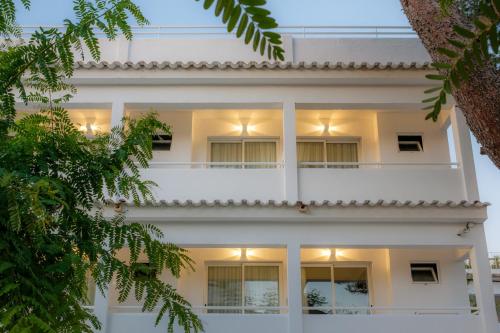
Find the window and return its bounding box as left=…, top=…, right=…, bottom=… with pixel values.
left=297, top=140, right=359, bottom=168
left=152, top=134, right=172, bottom=151
left=495, top=294, right=500, bottom=322
left=207, top=264, right=280, bottom=313
left=301, top=265, right=370, bottom=314
left=410, top=263, right=439, bottom=283
left=209, top=139, right=277, bottom=168
left=398, top=135, right=423, bottom=152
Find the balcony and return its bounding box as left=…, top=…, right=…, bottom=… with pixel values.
left=91, top=246, right=483, bottom=333
left=18, top=104, right=470, bottom=203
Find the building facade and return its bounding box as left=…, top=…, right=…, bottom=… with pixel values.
left=27, top=28, right=499, bottom=333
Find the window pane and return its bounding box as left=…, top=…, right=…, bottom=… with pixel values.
left=326, top=143, right=358, bottom=169
left=244, top=142, right=277, bottom=168
left=302, top=267, right=332, bottom=314
left=297, top=142, right=324, bottom=168
left=210, top=142, right=242, bottom=168
left=244, top=266, right=280, bottom=314
left=495, top=295, right=500, bottom=322
left=410, top=263, right=438, bottom=282
left=334, top=267, right=369, bottom=314
left=85, top=272, right=96, bottom=306
left=208, top=266, right=242, bottom=313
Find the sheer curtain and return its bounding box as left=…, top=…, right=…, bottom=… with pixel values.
left=326, top=143, right=358, bottom=168
left=207, top=266, right=242, bottom=313
left=244, top=142, right=277, bottom=168
left=297, top=142, right=324, bottom=168
left=210, top=142, right=242, bottom=168
left=244, top=266, right=280, bottom=313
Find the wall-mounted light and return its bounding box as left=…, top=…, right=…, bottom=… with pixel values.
left=79, top=123, right=97, bottom=135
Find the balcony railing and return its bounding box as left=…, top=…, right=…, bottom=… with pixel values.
left=298, top=162, right=459, bottom=169
left=145, top=161, right=283, bottom=169
left=19, top=25, right=417, bottom=39
left=302, top=306, right=480, bottom=315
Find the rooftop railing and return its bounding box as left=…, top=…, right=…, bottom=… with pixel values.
left=19, top=25, right=417, bottom=39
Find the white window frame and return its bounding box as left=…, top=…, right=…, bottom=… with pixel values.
left=397, top=133, right=424, bottom=153
left=207, top=137, right=280, bottom=167
left=204, top=261, right=284, bottom=313
left=301, top=261, right=373, bottom=312
left=409, top=261, right=440, bottom=284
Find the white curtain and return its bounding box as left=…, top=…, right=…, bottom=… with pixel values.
left=244, top=142, right=277, bottom=168
left=326, top=143, right=358, bottom=168
left=244, top=266, right=280, bottom=313
left=297, top=142, right=324, bottom=168
left=210, top=142, right=242, bottom=168
left=207, top=266, right=242, bottom=313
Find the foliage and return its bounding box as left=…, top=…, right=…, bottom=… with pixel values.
left=196, top=0, right=284, bottom=60
left=423, top=0, right=499, bottom=121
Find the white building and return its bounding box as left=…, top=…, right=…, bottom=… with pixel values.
left=33, top=27, right=500, bottom=333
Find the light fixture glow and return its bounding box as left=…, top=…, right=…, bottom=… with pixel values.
left=320, top=248, right=332, bottom=258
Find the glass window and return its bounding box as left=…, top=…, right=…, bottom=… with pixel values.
left=410, top=263, right=439, bottom=283
left=244, top=142, right=277, bottom=168
left=297, top=142, right=325, bottom=168
left=207, top=266, right=242, bottom=313
left=334, top=267, right=369, bottom=314
left=209, top=141, right=277, bottom=168
left=85, top=272, right=96, bottom=306
left=326, top=143, right=358, bottom=168
left=207, top=264, right=280, bottom=314
left=210, top=142, right=242, bottom=168
left=398, top=135, right=423, bottom=152
left=302, top=267, right=332, bottom=314
left=244, top=266, right=280, bottom=313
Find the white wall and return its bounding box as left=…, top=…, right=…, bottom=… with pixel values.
left=191, top=109, right=283, bottom=163
left=296, top=110, right=379, bottom=162
left=389, top=248, right=470, bottom=308
left=127, top=110, right=193, bottom=163
left=377, top=111, right=451, bottom=164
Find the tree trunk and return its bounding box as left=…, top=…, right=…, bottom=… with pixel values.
left=401, top=0, right=500, bottom=168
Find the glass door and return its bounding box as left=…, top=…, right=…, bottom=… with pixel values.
left=333, top=266, right=370, bottom=314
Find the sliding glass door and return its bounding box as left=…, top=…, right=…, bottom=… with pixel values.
left=302, top=265, right=370, bottom=314
left=207, top=264, right=281, bottom=314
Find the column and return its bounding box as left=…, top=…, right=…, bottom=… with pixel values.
left=287, top=243, right=303, bottom=333
left=449, top=107, right=479, bottom=201
left=110, top=100, right=125, bottom=128
left=93, top=287, right=109, bottom=333
left=282, top=101, right=299, bottom=202
left=469, top=225, right=497, bottom=333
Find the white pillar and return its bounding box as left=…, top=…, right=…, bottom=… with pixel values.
left=93, top=287, right=109, bottom=333
left=287, top=243, right=303, bottom=333
left=110, top=100, right=125, bottom=128
left=469, top=225, right=497, bottom=333
left=282, top=101, right=299, bottom=202
left=449, top=107, right=479, bottom=201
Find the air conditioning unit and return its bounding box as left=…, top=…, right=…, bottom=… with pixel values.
left=152, top=134, right=172, bottom=151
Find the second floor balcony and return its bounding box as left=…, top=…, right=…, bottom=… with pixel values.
left=50, top=103, right=475, bottom=204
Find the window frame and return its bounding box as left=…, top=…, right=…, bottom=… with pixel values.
left=296, top=137, right=361, bottom=166
left=409, top=261, right=440, bottom=284
left=204, top=261, right=284, bottom=313
left=301, top=262, right=373, bottom=313
left=397, top=133, right=424, bottom=153
left=207, top=137, right=280, bottom=167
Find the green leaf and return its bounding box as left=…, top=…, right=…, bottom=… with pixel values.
left=244, top=22, right=255, bottom=44
left=259, top=37, right=266, bottom=56
left=443, top=79, right=452, bottom=94
left=239, top=0, right=266, bottom=5
left=446, top=38, right=466, bottom=49
left=437, top=47, right=459, bottom=58
left=227, top=5, right=241, bottom=32
left=453, top=25, right=476, bottom=39
left=203, top=0, right=216, bottom=9
left=424, top=86, right=443, bottom=94
left=450, top=69, right=461, bottom=88
left=422, top=95, right=440, bottom=103
left=214, top=0, right=225, bottom=16
left=222, top=0, right=234, bottom=23
left=253, top=30, right=260, bottom=51
left=425, top=74, right=446, bottom=80
left=236, top=13, right=248, bottom=37
left=489, top=25, right=498, bottom=53
left=245, top=6, right=271, bottom=16
left=431, top=62, right=452, bottom=69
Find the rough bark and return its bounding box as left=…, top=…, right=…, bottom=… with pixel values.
left=401, top=0, right=500, bottom=168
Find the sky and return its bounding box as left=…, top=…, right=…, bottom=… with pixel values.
left=15, top=0, right=499, bottom=252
